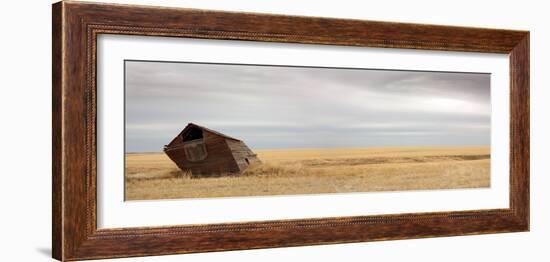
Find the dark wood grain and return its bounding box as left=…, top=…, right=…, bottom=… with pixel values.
left=509, top=35, right=530, bottom=226
left=52, top=2, right=63, bottom=260
left=52, top=1, right=530, bottom=261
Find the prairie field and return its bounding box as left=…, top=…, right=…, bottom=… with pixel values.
left=125, top=146, right=490, bottom=201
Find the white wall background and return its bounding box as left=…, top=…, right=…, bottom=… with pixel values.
left=0, top=0, right=546, bottom=261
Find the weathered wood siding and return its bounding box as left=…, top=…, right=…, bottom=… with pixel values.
left=226, top=139, right=261, bottom=171
left=165, top=131, right=240, bottom=176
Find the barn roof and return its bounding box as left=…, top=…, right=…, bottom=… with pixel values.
left=185, top=123, right=241, bottom=141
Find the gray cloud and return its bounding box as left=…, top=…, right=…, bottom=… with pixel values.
left=125, top=60, right=490, bottom=152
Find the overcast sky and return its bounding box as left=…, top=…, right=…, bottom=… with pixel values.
left=125, top=60, right=490, bottom=152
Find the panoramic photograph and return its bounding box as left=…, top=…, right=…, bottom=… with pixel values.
left=124, top=60, right=491, bottom=201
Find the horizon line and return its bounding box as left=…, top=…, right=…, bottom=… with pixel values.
left=125, top=144, right=491, bottom=154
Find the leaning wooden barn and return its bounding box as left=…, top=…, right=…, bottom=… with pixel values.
left=164, top=123, right=261, bottom=176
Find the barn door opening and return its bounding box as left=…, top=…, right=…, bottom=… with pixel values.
left=181, top=127, right=208, bottom=162
left=182, top=126, right=203, bottom=142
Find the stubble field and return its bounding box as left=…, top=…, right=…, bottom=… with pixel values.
left=125, top=146, right=490, bottom=200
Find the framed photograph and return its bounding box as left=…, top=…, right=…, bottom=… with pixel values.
left=52, top=1, right=529, bottom=261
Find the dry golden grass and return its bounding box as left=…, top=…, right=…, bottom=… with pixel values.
left=125, top=146, right=490, bottom=200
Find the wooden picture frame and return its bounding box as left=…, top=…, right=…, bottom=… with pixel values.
left=52, top=1, right=529, bottom=261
